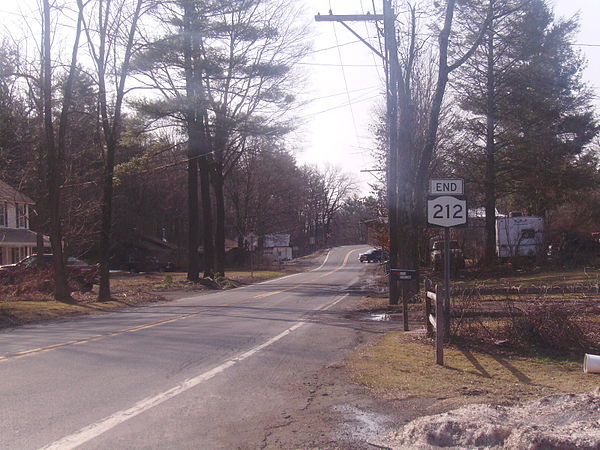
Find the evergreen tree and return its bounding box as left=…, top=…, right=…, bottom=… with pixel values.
left=452, top=0, right=598, bottom=259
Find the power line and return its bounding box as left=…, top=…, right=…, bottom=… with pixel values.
left=309, top=39, right=362, bottom=54
left=308, top=85, right=380, bottom=102
left=297, top=62, right=379, bottom=67
left=299, top=93, right=381, bottom=120
left=329, top=0, right=362, bottom=152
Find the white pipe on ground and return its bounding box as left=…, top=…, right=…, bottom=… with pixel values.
left=583, top=354, right=600, bottom=373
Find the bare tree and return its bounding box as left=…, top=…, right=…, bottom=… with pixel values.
left=386, top=0, right=492, bottom=305
left=199, top=0, right=310, bottom=275
left=41, top=0, right=85, bottom=302
left=77, top=0, right=147, bottom=300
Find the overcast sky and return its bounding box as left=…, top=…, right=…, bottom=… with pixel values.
left=0, top=0, right=598, bottom=195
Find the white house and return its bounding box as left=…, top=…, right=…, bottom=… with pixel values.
left=0, top=180, right=49, bottom=265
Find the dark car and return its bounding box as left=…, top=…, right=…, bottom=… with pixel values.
left=431, top=240, right=465, bottom=271
left=359, top=248, right=383, bottom=263
left=124, top=256, right=175, bottom=273
left=0, top=254, right=99, bottom=291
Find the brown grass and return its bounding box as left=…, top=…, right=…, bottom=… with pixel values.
left=0, top=269, right=294, bottom=329
left=348, top=331, right=599, bottom=411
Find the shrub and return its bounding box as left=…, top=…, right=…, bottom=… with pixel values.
left=505, top=300, right=592, bottom=354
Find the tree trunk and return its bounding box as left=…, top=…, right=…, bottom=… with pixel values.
left=199, top=157, right=214, bottom=278
left=36, top=232, right=45, bottom=267
left=92, top=0, right=143, bottom=300
left=186, top=133, right=201, bottom=281
left=42, top=0, right=72, bottom=303
left=97, top=147, right=115, bottom=300
left=214, top=165, right=226, bottom=275
left=182, top=2, right=201, bottom=281
left=484, top=25, right=497, bottom=264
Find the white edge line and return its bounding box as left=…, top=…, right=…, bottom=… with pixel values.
left=40, top=292, right=349, bottom=450
left=310, top=249, right=331, bottom=272
left=173, top=249, right=333, bottom=302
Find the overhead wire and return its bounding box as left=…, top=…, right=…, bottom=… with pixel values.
left=307, top=85, right=380, bottom=102
left=358, top=0, right=384, bottom=165
left=297, top=62, right=379, bottom=67
left=299, top=93, right=381, bottom=120
left=359, top=0, right=384, bottom=82
left=329, top=0, right=362, bottom=156
left=308, top=39, right=362, bottom=54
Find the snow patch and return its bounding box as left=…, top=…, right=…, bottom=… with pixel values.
left=389, top=388, right=600, bottom=449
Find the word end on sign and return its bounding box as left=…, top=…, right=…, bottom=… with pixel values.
left=429, top=178, right=464, bottom=196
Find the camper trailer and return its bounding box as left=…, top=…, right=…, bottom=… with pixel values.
left=496, top=215, right=544, bottom=259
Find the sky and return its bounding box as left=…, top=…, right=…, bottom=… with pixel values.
left=297, top=0, right=600, bottom=194
left=0, top=0, right=598, bottom=196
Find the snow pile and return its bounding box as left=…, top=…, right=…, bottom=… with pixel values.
left=389, top=388, right=600, bottom=449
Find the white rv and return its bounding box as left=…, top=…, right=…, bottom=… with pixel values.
left=496, top=216, right=544, bottom=258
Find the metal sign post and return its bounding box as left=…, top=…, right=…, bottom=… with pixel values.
left=427, top=179, right=466, bottom=365
left=443, top=227, right=451, bottom=336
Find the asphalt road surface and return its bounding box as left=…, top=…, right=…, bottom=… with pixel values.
left=0, top=245, right=371, bottom=449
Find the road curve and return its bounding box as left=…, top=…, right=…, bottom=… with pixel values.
left=0, top=245, right=370, bottom=449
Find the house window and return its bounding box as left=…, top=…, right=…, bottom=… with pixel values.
left=0, top=203, right=6, bottom=227
left=11, top=247, right=28, bottom=264
left=16, top=204, right=28, bottom=228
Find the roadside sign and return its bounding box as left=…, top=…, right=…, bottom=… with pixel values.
left=429, top=178, right=464, bottom=196
left=390, top=269, right=417, bottom=281
left=427, top=195, right=467, bottom=228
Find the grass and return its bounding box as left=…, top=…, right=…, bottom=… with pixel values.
left=0, top=269, right=294, bottom=329
left=0, top=295, right=162, bottom=328
left=110, top=269, right=292, bottom=291
left=452, top=267, right=600, bottom=291
left=348, top=331, right=599, bottom=410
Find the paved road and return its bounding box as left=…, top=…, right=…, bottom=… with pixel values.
left=0, top=245, right=370, bottom=449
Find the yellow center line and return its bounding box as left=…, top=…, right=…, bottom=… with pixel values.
left=252, top=290, right=284, bottom=299
left=1, top=249, right=359, bottom=363
left=252, top=248, right=357, bottom=299
left=0, top=313, right=201, bottom=363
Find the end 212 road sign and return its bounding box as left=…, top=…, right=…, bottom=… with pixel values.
left=427, top=195, right=467, bottom=228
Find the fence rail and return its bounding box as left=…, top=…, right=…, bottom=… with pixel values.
left=424, top=279, right=445, bottom=366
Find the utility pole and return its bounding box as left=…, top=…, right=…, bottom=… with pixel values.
left=315, top=1, right=401, bottom=308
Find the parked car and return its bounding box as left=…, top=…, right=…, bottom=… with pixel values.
left=0, top=254, right=99, bottom=291
left=123, top=256, right=175, bottom=273
left=547, top=231, right=600, bottom=264
left=431, top=240, right=465, bottom=271
left=359, top=248, right=383, bottom=263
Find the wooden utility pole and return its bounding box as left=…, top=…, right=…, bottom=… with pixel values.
left=383, top=0, right=400, bottom=309
left=315, top=2, right=400, bottom=308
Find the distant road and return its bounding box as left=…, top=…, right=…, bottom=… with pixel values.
left=0, top=245, right=369, bottom=449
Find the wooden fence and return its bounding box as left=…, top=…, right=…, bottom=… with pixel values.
left=424, top=279, right=446, bottom=366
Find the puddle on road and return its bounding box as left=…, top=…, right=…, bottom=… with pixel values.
left=361, top=312, right=405, bottom=321
left=365, top=313, right=391, bottom=321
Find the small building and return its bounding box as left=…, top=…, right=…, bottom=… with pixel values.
left=0, top=180, right=50, bottom=265
left=263, top=234, right=292, bottom=262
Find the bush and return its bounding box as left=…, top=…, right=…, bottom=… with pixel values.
left=505, top=301, right=592, bottom=353
left=450, top=289, right=598, bottom=355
